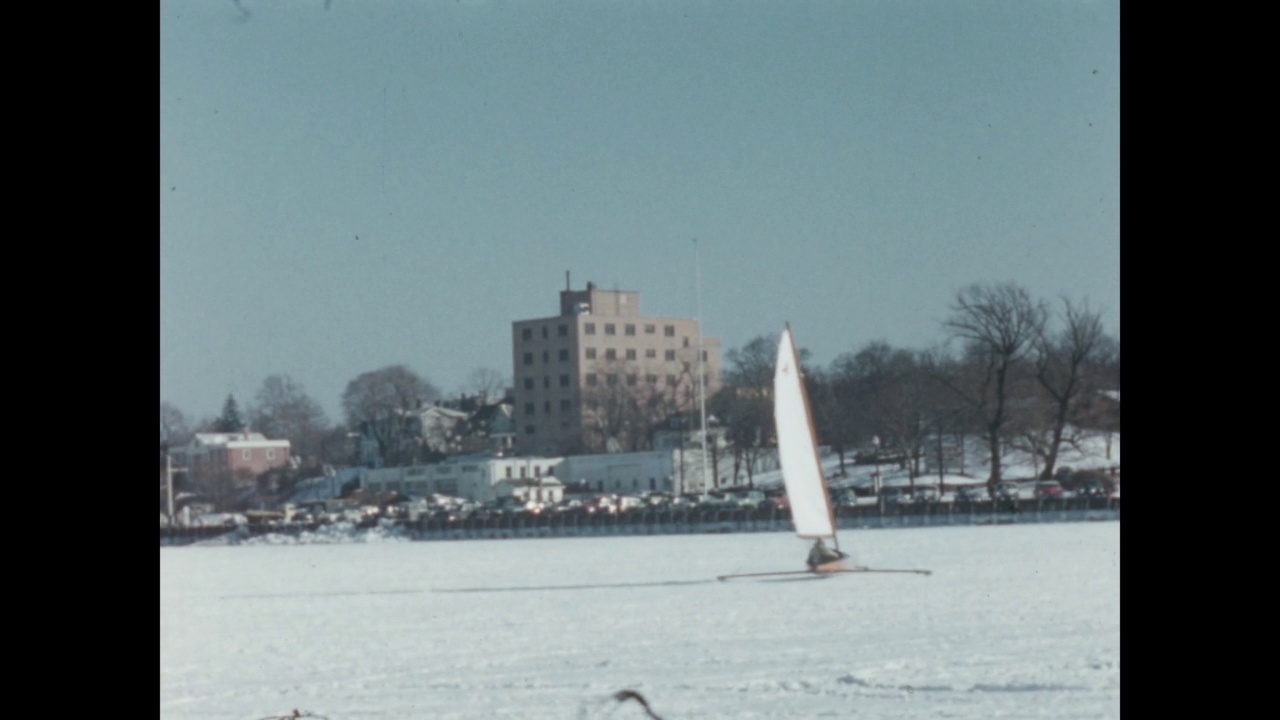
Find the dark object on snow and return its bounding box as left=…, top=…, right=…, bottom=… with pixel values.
left=614, top=690, right=663, bottom=719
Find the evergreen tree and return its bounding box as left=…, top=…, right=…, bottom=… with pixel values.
left=215, top=394, right=245, bottom=432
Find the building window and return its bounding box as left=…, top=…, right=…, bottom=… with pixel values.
left=586, top=374, right=598, bottom=386
left=506, top=467, right=513, bottom=478
left=560, top=374, right=570, bottom=387
left=242, top=449, right=251, bottom=460
left=544, top=401, right=551, bottom=413
left=625, top=348, right=636, bottom=360
left=543, top=377, right=551, bottom=389
left=684, top=362, right=691, bottom=372
left=702, top=350, right=708, bottom=361
left=523, top=352, right=534, bottom=365
left=541, top=326, right=548, bottom=338
left=607, top=374, right=618, bottom=386
left=525, top=425, right=536, bottom=434
left=522, top=328, right=532, bottom=340
left=558, top=324, right=568, bottom=337
left=605, top=324, right=616, bottom=335
left=667, top=375, right=678, bottom=386
left=586, top=348, right=597, bottom=360
left=559, top=349, right=569, bottom=361
left=683, top=337, right=690, bottom=347
left=645, top=349, right=656, bottom=359
left=646, top=374, right=658, bottom=384
left=525, top=403, right=535, bottom=415
left=627, top=374, right=637, bottom=386
left=645, top=324, right=655, bottom=334
left=266, top=448, right=276, bottom=460
left=585, top=323, right=596, bottom=335
left=665, top=325, right=675, bottom=336
left=625, top=324, right=636, bottom=336
left=665, top=350, right=676, bottom=361
left=560, top=399, right=571, bottom=412
left=524, top=378, right=534, bottom=390
left=605, top=349, right=617, bottom=360
left=542, top=351, right=549, bottom=363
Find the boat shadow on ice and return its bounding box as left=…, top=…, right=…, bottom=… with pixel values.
left=836, top=674, right=1089, bottom=694
left=434, top=579, right=714, bottom=593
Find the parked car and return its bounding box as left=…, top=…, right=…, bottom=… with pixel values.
left=727, top=489, right=766, bottom=509
left=994, top=481, right=1021, bottom=501
left=830, top=488, right=858, bottom=507
left=955, top=485, right=987, bottom=503
left=912, top=486, right=941, bottom=504
left=761, top=492, right=790, bottom=512
left=1075, top=477, right=1109, bottom=498
left=643, top=492, right=674, bottom=508
left=616, top=495, right=647, bottom=513
left=701, top=493, right=742, bottom=511
left=882, top=487, right=911, bottom=505
left=1034, top=480, right=1064, bottom=500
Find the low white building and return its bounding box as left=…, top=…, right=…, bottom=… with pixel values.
left=360, top=454, right=565, bottom=503
left=358, top=446, right=746, bottom=503
left=496, top=477, right=565, bottom=506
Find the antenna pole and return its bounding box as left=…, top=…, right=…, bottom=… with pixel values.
left=695, top=239, right=710, bottom=490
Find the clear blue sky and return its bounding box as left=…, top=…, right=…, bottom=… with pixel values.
left=160, top=0, right=1119, bottom=424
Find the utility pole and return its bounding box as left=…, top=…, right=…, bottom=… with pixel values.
left=694, top=238, right=711, bottom=491
left=162, top=441, right=175, bottom=526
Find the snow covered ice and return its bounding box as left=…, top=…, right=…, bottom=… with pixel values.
left=160, top=523, right=1119, bottom=719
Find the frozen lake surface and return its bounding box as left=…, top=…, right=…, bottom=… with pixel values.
left=160, top=522, right=1119, bottom=719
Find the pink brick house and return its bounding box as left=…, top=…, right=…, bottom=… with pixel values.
left=171, top=432, right=292, bottom=486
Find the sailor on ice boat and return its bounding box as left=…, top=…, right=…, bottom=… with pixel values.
left=718, top=325, right=930, bottom=581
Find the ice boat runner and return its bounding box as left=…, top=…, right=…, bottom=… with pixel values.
left=718, top=325, right=930, bottom=581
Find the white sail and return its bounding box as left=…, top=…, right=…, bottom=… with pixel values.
left=774, top=325, right=836, bottom=541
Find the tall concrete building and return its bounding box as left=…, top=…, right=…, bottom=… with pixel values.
left=512, top=281, right=721, bottom=455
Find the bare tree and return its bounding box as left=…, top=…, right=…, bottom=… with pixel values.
left=465, top=368, right=508, bottom=402
left=160, top=402, right=192, bottom=446
left=249, top=374, right=332, bottom=467
left=828, top=342, right=940, bottom=488
left=341, top=365, right=440, bottom=467
left=717, top=333, right=803, bottom=487
left=582, top=356, right=689, bottom=453
left=941, top=282, right=1047, bottom=486
left=1032, top=298, right=1108, bottom=479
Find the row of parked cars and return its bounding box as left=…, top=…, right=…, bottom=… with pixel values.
left=879, top=476, right=1114, bottom=505
left=408, top=488, right=791, bottom=523
left=288, top=476, right=1118, bottom=529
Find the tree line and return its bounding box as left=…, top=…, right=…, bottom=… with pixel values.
left=711, top=282, right=1118, bottom=488
left=160, top=281, right=1118, bottom=491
